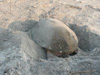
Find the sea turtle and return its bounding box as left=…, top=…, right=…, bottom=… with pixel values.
left=31, top=18, right=78, bottom=58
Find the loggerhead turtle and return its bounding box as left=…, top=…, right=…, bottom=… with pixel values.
left=31, top=18, right=78, bottom=58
